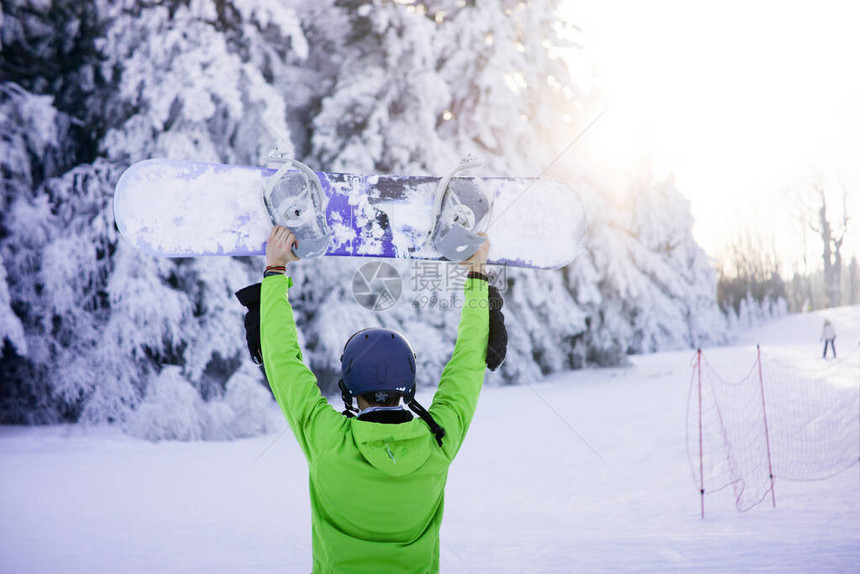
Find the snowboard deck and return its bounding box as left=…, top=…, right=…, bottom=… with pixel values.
left=114, top=159, right=586, bottom=269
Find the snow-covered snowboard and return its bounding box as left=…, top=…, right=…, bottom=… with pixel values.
left=114, top=158, right=586, bottom=269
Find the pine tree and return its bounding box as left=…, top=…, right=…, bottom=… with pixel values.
left=0, top=0, right=307, bottom=427
left=0, top=0, right=731, bottom=434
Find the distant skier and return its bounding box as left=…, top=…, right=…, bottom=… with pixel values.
left=237, top=225, right=506, bottom=573
left=821, top=319, right=836, bottom=358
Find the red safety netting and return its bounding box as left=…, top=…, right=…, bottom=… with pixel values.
left=687, top=345, right=860, bottom=515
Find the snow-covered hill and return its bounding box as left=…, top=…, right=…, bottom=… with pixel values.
left=2, top=307, right=857, bottom=573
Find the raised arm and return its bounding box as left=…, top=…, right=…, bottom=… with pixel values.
left=260, top=226, right=345, bottom=460
left=429, top=238, right=491, bottom=460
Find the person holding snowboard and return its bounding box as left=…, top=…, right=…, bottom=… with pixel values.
left=821, top=318, right=836, bottom=358
left=237, top=225, right=506, bottom=573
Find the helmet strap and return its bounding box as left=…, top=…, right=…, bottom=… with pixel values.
left=338, top=378, right=358, bottom=418
left=406, top=398, right=446, bottom=447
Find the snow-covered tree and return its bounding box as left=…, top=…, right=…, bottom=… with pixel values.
left=296, top=0, right=595, bottom=383
left=0, top=0, right=306, bottom=427
left=0, top=0, right=730, bottom=436
left=564, top=174, right=728, bottom=360
left=309, top=0, right=450, bottom=174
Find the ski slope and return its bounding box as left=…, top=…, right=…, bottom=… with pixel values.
left=1, top=306, right=858, bottom=573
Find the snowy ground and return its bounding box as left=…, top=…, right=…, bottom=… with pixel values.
left=2, top=306, right=859, bottom=573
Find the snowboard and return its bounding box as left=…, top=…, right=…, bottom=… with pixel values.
left=114, top=158, right=586, bottom=269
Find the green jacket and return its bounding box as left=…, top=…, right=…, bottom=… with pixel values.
left=260, top=274, right=489, bottom=573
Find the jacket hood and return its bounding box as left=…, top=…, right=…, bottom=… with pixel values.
left=350, top=418, right=433, bottom=477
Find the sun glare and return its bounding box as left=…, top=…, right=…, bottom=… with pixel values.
left=558, top=0, right=860, bottom=266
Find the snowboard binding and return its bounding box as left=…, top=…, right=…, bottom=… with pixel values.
left=429, top=155, right=493, bottom=262
left=263, top=151, right=333, bottom=259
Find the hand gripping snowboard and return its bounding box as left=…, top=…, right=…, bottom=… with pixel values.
left=114, top=158, right=586, bottom=269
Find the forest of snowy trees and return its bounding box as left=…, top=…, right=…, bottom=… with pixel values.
left=1, top=0, right=728, bottom=437
left=715, top=174, right=858, bottom=322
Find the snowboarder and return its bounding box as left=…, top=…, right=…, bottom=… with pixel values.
left=821, top=318, right=836, bottom=358
left=238, top=225, right=506, bottom=573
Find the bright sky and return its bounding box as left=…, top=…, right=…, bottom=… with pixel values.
left=559, top=0, right=860, bottom=271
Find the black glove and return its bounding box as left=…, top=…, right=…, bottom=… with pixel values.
left=486, top=285, right=507, bottom=371
left=235, top=283, right=263, bottom=365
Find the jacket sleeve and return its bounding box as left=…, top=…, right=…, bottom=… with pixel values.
left=260, top=273, right=346, bottom=462
left=429, top=277, right=489, bottom=460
